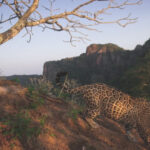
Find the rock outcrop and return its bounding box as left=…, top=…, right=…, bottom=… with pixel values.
left=43, top=38, right=150, bottom=97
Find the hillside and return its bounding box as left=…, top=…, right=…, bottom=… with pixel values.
left=43, top=39, right=150, bottom=98
left=3, top=75, right=42, bottom=86
left=0, top=80, right=148, bottom=150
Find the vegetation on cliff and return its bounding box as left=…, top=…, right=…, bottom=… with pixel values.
left=43, top=38, right=150, bottom=99
left=118, top=39, right=150, bottom=99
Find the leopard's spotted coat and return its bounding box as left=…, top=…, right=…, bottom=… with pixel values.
left=56, top=72, right=150, bottom=145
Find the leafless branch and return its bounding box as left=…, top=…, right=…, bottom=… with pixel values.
left=0, top=0, right=142, bottom=45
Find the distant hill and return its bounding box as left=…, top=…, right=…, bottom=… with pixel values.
left=43, top=38, right=150, bottom=98
left=2, top=75, right=42, bottom=86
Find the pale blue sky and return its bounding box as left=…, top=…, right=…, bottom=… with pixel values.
left=0, top=0, right=150, bottom=76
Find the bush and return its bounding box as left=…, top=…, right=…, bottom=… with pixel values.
left=28, top=77, right=53, bottom=96
left=1, top=112, right=41, bottom=140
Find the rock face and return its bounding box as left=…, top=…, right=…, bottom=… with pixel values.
left=86, top=43, right=122, bottom=55
left=43, top=39, right=150, bottom=96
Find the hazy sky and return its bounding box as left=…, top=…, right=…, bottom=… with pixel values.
left=0, top=0, right=150, bottom=76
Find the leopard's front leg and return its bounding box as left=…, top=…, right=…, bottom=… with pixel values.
left=84, top=106, right=100, bottom=128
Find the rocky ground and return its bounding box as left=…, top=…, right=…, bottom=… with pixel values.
left=0, top=80, right=149, bottom=150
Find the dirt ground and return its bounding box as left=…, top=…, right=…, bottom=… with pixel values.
left=0, top=80, right=149, bottom=150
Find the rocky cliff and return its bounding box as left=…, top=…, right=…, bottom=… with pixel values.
left=43, top=39, right=150, bottom=97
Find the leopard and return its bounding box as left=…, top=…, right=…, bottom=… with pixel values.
left=55, top=71, right=150, bottom=146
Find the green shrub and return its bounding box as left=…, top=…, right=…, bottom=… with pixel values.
left=39, top=115, right=47, bottom=127
left=1, top=112, right=41, bottom=140
left=11, top=78, right=20, bottom=83
left=27, top=87, right=35, bottom=95
left=28, top=96, right=45, bottom=109
left=68, top=108, right=83, bottom=121
left=28, top=77, right=53, bottom=96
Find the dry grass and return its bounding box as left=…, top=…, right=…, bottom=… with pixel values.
left=0, top=80, right=148, bottom=150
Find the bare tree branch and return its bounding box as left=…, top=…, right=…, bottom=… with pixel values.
left=0, top=0, right=142, bottom=45
left=0, top=0, right=39, bottom=45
